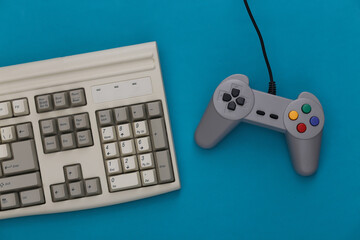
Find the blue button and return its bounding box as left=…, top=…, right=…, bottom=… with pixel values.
left=310, top=116, right=320, bottom=126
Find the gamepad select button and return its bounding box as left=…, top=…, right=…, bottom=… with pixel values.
left=301, top=104, right=311, bottom=114
left=288, top=111, right=299, bottom=120
left=310, top=116, right=320, bottom=126
left=297, top=123, right=307, bottom=133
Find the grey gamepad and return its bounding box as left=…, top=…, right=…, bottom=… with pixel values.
left=195, top=74, right=325, bottom=176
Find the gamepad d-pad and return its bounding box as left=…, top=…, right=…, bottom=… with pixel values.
left=213, top=75, right=254, bottom=121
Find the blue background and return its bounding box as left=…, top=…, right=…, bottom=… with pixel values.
left=0, top=0, right=360, bottom=239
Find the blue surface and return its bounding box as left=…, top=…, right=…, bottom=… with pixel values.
left=0, top=0, right=360, bottom=239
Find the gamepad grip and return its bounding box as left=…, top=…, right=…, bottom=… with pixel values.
left=195, top=74, right=325, bottom=176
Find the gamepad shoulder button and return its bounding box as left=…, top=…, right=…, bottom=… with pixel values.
left=222, top=93, right=231, bottom=102
left=231, top=88, right=240, bottom=97
left=227, top=101, right=236, bottom=111
left=288, top=111, right=299, bottom=120
left=296, top=123, right=307, bottom=133
left=236, top=97, right=245, bottom=106
left=301, top=104, right=311, bottom=114
left=310, top=116, right=320, bottom=126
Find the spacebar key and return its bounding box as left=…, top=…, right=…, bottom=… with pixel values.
left=0, top=172, right=41, bottom=193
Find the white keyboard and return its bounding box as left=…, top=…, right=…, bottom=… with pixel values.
left=0, top=42, right=180, bottom=220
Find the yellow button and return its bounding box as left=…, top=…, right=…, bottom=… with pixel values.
left=288, top=111, right=299, bottom=120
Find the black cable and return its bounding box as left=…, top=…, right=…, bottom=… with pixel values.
left=243, top=0, right=276, bottom=95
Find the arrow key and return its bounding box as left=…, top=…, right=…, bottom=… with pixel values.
left=85, top=178, right=102, bottom=196
left=51, top=183, right=68, bottom=202
left=68, top=181, right=85, bottom=199
left=64, top=164, right=82, bottom=182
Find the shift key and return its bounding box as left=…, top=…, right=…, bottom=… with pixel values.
left=0, top=172, right=41, bottom=193
left=2, top=140, right=39, bottom=176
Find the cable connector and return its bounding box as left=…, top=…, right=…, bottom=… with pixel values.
left=268, top=81, right=276, bottom=95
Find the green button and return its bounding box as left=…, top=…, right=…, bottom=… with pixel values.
left=301, top=104, right=311, bottom=114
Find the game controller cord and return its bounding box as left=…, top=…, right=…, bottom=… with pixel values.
left=243, top=0, right=277, bottom=95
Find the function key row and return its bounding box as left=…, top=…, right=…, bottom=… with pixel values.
left=50, top=164, right=101, bottom=202
left=35, top=88, right=86, bottom=113
left=39, top=113, right=93, bottom=153
left=0, top=98, right=29, bottom=120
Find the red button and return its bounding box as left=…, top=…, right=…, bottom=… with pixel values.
left=297, top=123, right=307, bottom=133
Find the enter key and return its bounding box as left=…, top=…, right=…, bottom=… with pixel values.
left=2, top=140, right=39, bottom=176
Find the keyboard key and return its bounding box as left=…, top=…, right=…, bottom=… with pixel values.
left=12, top=98, right=29, bottom=116
left=119, top=139, right=135, bottom=156
left=0, top=102, right=13, bottom=119
left=16, top=123, right=33, bottom=140
left=114, top=107, right=129, bottom=123
left=155, top=150, right=174, bottom=183
left=146, top=101, right=163, bottom=118
left=97, top=109, right=113, bottom=126
left=57, top=116, right=73, bottom=133
left=108, top=172, right=141, bottom=192
left=130, top=104, right=146, bottom=120
left=141, top=169, right=157, bottom=186
left=64, top=164, right=82, bottom=182
left=84, top=178, right=102, bottom=196
left=53, top=92, right=69, bottom=109
left=60, top=133, right=76, bottom=150
left=116, top=123, right=132, bottom=140
left=51, top=183, right=68, bottom=202
left=149, top=118, right=168, bottom=150
left=135, top=136, right=152, bottom=153
left=122, top=155, right=138, bottom=172
left=0, top=193, right=20, bottom=210
left=0, top=172, right=42, bottom=193
left=43, top=136, right=60, bottom=153
left=20, top=188, right=45, bottom=207
left=2, top=140, right=39, bottom=176
left=68, top=181, right=85, bottom=198
left=100, top=126, right=116, bottom=143
left=76, top=130, right=93, bottom=147
left=1, top=126, right=17, bottom=143
left=106, top=158, right=122, bottom=175
left=36, top=95, right=53, bottom=112
left=69, top=89, right=86, bottom=107
left=40, top=119, right=57, bottom=136
left=0, top=167, right=2, bottom=178
left=138, top=153, right=154, bottom=170
left=133, top=121, right=149, bottom=137
left=0, top=144, right=12, bottom=160
left=103, top=142, right=120, bottom=159
left=74, top=113, right=90, bottom=130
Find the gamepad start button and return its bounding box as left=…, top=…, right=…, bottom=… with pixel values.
left=310, top=116, right=320, bottom=126
left=288, top=111, right=299, bottom=120
left=301, top=104, right=311, bottom=114
left=297, top=123, right=307, bottom=133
